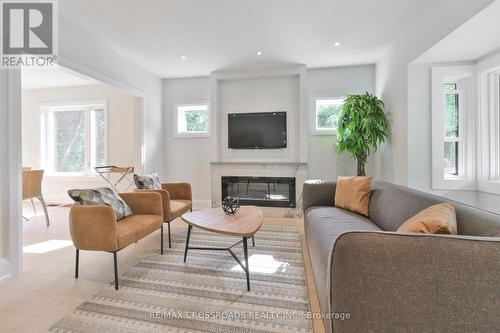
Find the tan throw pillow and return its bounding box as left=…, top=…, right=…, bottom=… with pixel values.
left=397, top=203, right=457, bottom=234
left=334, top=176, right=372, bottom=217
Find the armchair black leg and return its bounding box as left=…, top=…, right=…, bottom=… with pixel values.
left=160, top=225, right=164, bottom=255
left=113, top=252, right=119, bottom=290
left=75, top=249, right=79, bottom=278
left=167, top=222, right=171, bottom=248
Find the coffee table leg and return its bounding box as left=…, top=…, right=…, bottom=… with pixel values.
left=184, top=225, right=192, bottom=262
left=243, top=237, right=250, bottom=291
left=252, top=236, right=255, bottom=247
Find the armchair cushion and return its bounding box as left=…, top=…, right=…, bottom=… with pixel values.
left=68, top=187, right=132, bottom=221
left=116, top=215, right=163, bottom=249
left=133, top=188, right=191, bottom=221
left=170, top=199, right=192, bottom=219
left=133, top=172, right=161, bottom=189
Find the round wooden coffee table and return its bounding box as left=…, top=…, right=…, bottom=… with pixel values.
left=181, top=206, right=263, bottom=291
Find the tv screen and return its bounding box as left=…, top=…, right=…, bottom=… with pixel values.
left=228, top=112, right=287, bottom=149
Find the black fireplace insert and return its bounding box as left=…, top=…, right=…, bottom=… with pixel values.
left=221, top=176, right=296, bottom=208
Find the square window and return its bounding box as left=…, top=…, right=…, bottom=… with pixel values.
left=314, top=98, right=344, bottom=134
left=175, top=103, right=209, bottom=137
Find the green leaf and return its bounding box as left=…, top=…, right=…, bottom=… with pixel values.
left=335, top=92, right=390, bottom=171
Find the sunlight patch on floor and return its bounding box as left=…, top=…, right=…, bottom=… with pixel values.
left=231, top=254, right=289, bottom=274
left=23, top=239, right=73, bottom=254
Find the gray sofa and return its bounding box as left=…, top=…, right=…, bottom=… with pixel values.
left=303, top=180, right=500, bottom=333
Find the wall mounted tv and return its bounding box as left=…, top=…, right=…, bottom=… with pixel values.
left=228, top=112, right=287, bottom=149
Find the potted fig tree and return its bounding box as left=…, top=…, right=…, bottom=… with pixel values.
left=336, top=92, right=389, bottom=176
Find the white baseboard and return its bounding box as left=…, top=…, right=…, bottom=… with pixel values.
left=0, top=258, right=12, bottom=283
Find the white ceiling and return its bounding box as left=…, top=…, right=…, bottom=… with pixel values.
left=22, top=66, right=100, bottom=90
left=414, top=0, right=500, bottom=64
left=60, top=0, right=433, bottom=78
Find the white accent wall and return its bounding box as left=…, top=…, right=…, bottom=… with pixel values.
left=163, top=65, right=375, bottom=208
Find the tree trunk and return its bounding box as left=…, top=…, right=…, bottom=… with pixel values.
left=356, top=156, right=366, bottom=176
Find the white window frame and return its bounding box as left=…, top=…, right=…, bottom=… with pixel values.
left=431, top=66, right=475, bottom=190
left=311, top=96, right=345, bottom=135
left=40, top=100, right=108, bottom=177
left=443, top=81, right=466, bottom=177
left=173, top=101, right=210, bottom=138
left=476, top=51, right=500, bottom=194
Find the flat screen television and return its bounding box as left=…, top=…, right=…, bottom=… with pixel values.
left=228, top=112, right=287, bottom=149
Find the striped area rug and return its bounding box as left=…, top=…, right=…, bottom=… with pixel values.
left=50, top=224, right=313, bottom=333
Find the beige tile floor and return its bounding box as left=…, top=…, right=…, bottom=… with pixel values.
left=0, top=205, right=325, bottom=333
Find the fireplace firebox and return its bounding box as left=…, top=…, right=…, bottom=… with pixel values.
left=221, top=176, right=296, bottom=208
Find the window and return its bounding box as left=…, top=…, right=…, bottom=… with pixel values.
left=41, top=102, right=107, bottom=175
left=312, top=97, right=344, bottom=134
left=174, top=103, right=210, bottom=137
left=443, top=82, right=464, bottom=177
left=433, top=56, right=500, bottom=194
left=431, top=66, right=474, bottom=190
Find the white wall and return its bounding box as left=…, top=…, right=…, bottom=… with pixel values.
left=219, top=75, right=300, bottom=162
left=375, top=0, right=495, bottom=185
left=307, top=65, right=375, bottom=179
left=163, top=77, right=215, bottom=208
left=22, top=84, right=140, bottom=203
left=58, top=15, right=164, bottom=175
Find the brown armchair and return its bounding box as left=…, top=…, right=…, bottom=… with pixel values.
left=135, top=182, right=192, bottom=248
left=69, top=191, right=164, bottom=290
left=22, top=169, right=50, bottom=226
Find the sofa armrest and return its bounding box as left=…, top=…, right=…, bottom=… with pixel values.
left=302, top=180, right=336, bottom=213
left=120, top=192, right=163, bottom=217
left=69, top=205, right=118, bottom=251
left=133, top=188, right=171, bottom=221
left=329, top=231, right=500, bottom=332
left=162, top=182, right=192, bottom=201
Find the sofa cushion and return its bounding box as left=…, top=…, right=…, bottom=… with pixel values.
left=335, top=176, right=372, bottom=217
left=398, top=202, right=457, bottom=234
left=133, top=172, right=161, bottom=189
left=304, top=206, right=381, bottom=319
left=68, top=187, right=133, bottom=221
left=116, top=214, right=163, bottom=249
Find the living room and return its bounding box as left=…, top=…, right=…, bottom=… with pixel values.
left=1, top=0, right=500, bottom=332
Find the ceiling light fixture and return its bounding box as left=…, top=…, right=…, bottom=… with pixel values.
left=334, top=42, right=341, bottom=47
left=256, top=51, right=263, bottom=56
left=181, top=55, right=187, bottom=60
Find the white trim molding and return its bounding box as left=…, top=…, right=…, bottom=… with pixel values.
left=477, top=52, right=500, bottom=194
